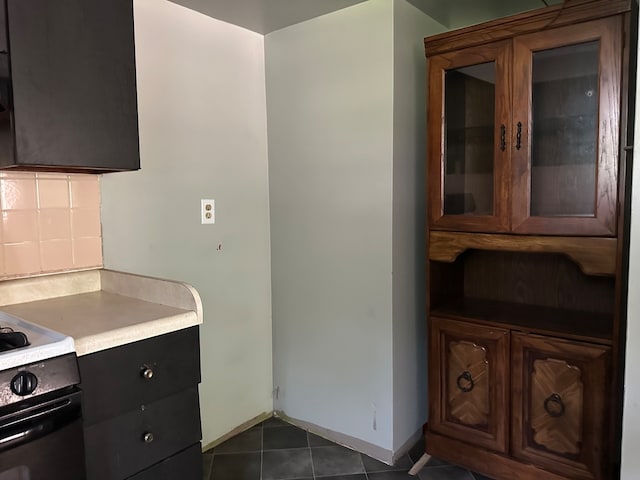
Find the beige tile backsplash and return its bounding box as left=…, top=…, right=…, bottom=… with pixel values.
left=0, top=172, right=103, bottom=279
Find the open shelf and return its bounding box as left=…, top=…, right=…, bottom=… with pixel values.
left=431, top=297, right=613, bottom=345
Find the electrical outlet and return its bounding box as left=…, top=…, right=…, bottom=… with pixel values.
left=201, top=199, right=215, bottom=224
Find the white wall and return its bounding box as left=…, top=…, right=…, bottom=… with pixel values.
left=100, top=0, right=273, bottom=446
left=266, top=0, right=396, bottom=452
left=391, top=0, right=445, bottom=451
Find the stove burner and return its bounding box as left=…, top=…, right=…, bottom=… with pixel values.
left=0, top=328, right=29, bottom=352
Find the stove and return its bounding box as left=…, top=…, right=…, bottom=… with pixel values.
left=0, top=311, right=86, bottom=480
left=0, top=311, right=75, bottom=372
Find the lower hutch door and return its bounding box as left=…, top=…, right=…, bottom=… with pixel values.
left=429, top=317, right=509, bottom=452
left=511, top=332, right=610, bottom=480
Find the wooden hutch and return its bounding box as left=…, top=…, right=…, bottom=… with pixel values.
left=423, top=1, right=635, bottom=479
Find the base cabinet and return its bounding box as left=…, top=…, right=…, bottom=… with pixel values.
left=79, top=327, right=202, bottom=480
left=428, top=317, right=611, bottom=480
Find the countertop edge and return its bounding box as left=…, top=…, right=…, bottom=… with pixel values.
left=74, top=311, right=201, bottom=356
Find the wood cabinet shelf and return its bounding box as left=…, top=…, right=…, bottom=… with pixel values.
left=432, top=298, right=613, bottom=345
left=428, top=231, right=617, bottom=276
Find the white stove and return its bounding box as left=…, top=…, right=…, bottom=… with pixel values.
left=0, top=311, right=75, bottom=371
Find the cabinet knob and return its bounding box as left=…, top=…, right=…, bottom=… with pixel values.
left=143, top=432, right=154, bottom=444
left=141, top=365, right=154, bottom=380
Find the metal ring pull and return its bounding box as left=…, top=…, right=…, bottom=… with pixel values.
left=500, top=124, right=506, bottom=152
left=456, top=371, right=474, bottom=393
left=544, top=393, right=565, bottom=418
left=516, top=121, right=522, bottom=150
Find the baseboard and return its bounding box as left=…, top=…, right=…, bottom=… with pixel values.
left=202, top=409, right=423, bottom=466
left=201, top=411, right=273, bottom=452
left=275, top=410, right=422, bottom=466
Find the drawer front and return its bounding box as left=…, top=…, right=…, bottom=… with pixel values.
left=84, top=387, right=202, bottom=480
left=129, top=444, right=202, bottom=480
left=79, top=326, right=200, bottom=424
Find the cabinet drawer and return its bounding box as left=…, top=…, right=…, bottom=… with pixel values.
left=84, top=387, right=202, bottom=480
left=129, top=444, right=202, bottom=480
left=79, top=327, right=200, bottom=424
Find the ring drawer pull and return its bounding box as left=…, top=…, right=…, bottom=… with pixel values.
left=456, top=371, right=474, bottom=393
left=143, top=432, right=154, bottom=444
left=141, top=365, right=154, bottom=380
left=544, top=393, right=565, bottom=418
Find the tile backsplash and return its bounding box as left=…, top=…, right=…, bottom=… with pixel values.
left=0, top=172, right=102, bottom=280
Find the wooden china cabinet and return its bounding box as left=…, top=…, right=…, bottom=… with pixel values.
left=423, top=1, right=634, bottom=479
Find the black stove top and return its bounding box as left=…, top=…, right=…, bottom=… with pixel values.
left=0, top=328, right=29, bottom=352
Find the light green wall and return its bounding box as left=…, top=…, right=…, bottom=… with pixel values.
left=100, top=0, right=273, bottom=446
left=266, top=0, right=396, bottom=451
left=391, top=0, right=445, bottom=451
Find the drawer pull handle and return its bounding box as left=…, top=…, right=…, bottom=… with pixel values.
left=143, top=432, right=154, bottom=444
left=543, top=393, right=565, bottom=418
left=456, top=371, right=474, bottom=393
left=141, top=366, right=154, bottom=380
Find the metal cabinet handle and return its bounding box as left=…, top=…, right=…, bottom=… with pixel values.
left=141, top=365, right=154, bottom=380
left=516, top=122, right=522, bottom=150
left=456, top=371, right=474, bottom=393
left=500, top=124, right=506, bottom=152
left=543, top=393, right=565, bottom=418
left=143, top=432, right=154, bottom=444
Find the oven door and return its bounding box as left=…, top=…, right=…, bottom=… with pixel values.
left=0, top=388, right=85, bottom=480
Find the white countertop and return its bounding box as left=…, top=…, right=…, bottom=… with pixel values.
left=0, top=269, right=203, bottom=356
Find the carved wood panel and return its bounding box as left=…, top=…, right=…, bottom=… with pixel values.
left=530, top=358, right=583, bottom=455
left=447, top=340, right=489, bottom=427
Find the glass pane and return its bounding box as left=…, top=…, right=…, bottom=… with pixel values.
left=444, top=62, right=495, bottom=216
left=530, top=41, right=599, bottom=217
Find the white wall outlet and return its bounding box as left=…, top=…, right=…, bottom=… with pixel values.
left=201, top=199, right=215, bottom=224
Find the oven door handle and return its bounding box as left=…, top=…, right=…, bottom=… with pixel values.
left=0, top=396, right=80, bottom=453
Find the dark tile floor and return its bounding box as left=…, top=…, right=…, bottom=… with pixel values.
left=202, top=417, right=492, bottom=480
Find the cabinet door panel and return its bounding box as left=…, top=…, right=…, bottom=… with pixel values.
left=429, top=317, right=509, bottom=452
left=428, top=41, right=511, bottom=233
left=6, top=0, right=139, bottom=171
left=511, top=333, right=610, bottom=480
left=511, top=17, right=621, bottom=236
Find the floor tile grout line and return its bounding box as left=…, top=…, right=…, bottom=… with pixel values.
left=307, top=431, right=317, bottom=480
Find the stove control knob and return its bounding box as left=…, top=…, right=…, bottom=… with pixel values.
left=11, top=371, right=38, bottom=396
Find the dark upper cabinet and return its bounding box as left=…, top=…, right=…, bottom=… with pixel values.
left=0, top=0, right=140, bottom=172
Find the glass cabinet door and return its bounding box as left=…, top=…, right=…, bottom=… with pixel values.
left=511, top=17, right=621, bottom=236
left=428, top=41, right=511, bottom=232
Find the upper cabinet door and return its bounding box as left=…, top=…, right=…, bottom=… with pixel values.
left=428, top=41, right=511, bottom=233
left=511, top=17, right=621, bottom=236
left=4, top=0, right=140, bottom=172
